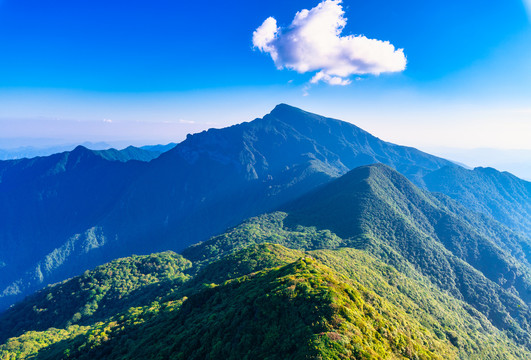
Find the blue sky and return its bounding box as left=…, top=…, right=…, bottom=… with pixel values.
left=0, top=0, right=530, bottom=153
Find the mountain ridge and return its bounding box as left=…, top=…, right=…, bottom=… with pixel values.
left=424, top=165, right=531, bottom=236
left=0, top=104, right=528, bottom=312
left=183, top=164, right=531, bottom=346
left=2, top=173, right=530, bottom=359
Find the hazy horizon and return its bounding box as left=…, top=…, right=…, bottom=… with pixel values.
left=1, top=0, right=530, bottom=169
left=1, top=119, right=530, bottom=180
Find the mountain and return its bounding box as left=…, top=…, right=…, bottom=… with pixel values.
left=0, top=144, right=171, bottom=305
left=187, top=164, right=531, bottom=345
left=0, top=104, right=457, bottom=310
left=423, top=147, right=531, bottom=181
left=0, top=142, right=112, bottom=160
left=0, top=147, right=148, bottom=298
left=108, top=103, right=455, bottom=251
left=282, top=164, right=531, bottom=335
left=140, top=142, right=178, bottom=153
left=1, top=104, right=528, bottom=312
left=424, top=166, right=531, bottom=237
left=92, top=145, right=166, bottom=162
left=2, top=163, right=531, bottom=358
left=0, top=142, right=175, bottom=162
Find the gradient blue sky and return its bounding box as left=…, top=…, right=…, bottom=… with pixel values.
left=0, top=0, right=530, bottom=152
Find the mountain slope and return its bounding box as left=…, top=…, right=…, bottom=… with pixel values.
left=39, top=257, right=450, bottom=360
left=0, top=104, right=458, bottom=310
left=2, top=158, right=531, bottom=356
left=424, top=165, right=531, bottom=237
left=184, top=164, right=531, bottom=345
left=0, top=252, right=191, bottom=344
left=92, top=145, right=166, bottom=162
left=1, top=240, right=528, bottom=359
left=0, top=147, right=147, bottom=294
left=281, top=164, right=531, bottom=342
left=1, top=104, right=529, bottom=315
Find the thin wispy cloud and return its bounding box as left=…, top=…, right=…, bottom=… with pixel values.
left=525, top=0, right=531, bottom=20
left=253, top=0, right=406, bottom=86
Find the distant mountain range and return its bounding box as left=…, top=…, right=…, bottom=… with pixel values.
left=1, top=164, right=529, bottom=359
left=0, top=142, right=177, bottom=161
left=424, top=166, right=531, bottom=236
left=93, top=145, right=174, bottom=163
left=425, top=147, right=531, bottom=181
left=0, top=104, right=529, bottom=315
left=0, top=142, right=112, bottom=160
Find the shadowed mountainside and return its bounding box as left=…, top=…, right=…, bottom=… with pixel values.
left=2, top=164, right=531, bottom=360
left=1, top=104, right=528, bottom=312
left=424, top=165, right=531, bottom=237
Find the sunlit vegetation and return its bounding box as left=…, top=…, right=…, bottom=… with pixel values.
left=1, top=164, right=530, bottom=359
left=0, top=252, right=191, bottom=343
left=1, top=241, right=529, bottom=359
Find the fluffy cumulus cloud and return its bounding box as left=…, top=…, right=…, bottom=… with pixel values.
left=253, top=0, right=406, bottom=85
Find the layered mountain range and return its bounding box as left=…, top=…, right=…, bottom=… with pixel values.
left=0, top=104, right=529, bottom=318
left=0, top=164, right=529, bottom=359
left=0, top=142, right=177, bottom=161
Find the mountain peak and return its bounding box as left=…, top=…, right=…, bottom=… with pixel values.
left=281, top=163, right=431, bottom=240
left=267, top=103, right=329, bottom=125
left=68, top=145, right=99, bottom=164
left=71, top=145, right=91, bottom=153
left=270, top=103, right=301, bottom=113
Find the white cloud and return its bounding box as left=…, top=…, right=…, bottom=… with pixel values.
left=103, top=119, right=112, bottom=123
left=179, top=119, right=196, bottom=124
left=310, top=71, right=351, bottom=85
left=252, top=17, right=279, bottom=57
left=252, top=0, right=406, bottom=85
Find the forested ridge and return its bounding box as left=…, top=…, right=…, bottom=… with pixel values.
left=2, top=104, right=528, bottom=316
left=1, top=164, right=530, bottom=359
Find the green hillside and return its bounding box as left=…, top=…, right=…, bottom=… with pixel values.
left=1, top=164, right=530, bottom=359
left=0, top=252, right=191, bottom=343
left=1, top=243, right=528, bottom=359
left=424, top=166, right=531, bottom=237
left=282, top=165, right=531, bottom=337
